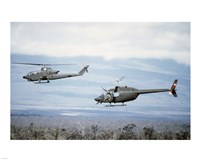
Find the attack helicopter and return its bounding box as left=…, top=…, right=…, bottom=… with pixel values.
left=95, top=79, right=178, bottom=106
left=13, top=62, right=89, bottom=83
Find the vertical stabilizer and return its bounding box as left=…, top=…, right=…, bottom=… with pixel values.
left=78, top=65, right=89, bottom=75
left=170, top=79, right=178, bottom=97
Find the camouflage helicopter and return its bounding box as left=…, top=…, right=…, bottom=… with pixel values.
left=95, top=78, right=178, bottom=106
left=13, top=62, right=89, bottom=83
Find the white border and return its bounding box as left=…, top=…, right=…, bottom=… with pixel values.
left=0, top=0, right=199, bottom=160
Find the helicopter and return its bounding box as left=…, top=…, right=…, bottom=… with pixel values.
left=95, top=79, right=178, bottom=106
left=13, top=62, right=89, bottom=83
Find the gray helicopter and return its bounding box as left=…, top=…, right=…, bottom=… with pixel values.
left=95, top=79, right=178, bottom=106
left=13, top=62, right=89, bottom=83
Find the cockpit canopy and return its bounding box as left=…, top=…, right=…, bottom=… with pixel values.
left=27, top=71, right=39, bottom=76
left=41, top=67, right=59, bottom=74
left=41, top=67, right=52, bottom=71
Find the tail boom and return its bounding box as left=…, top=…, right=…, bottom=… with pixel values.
left=136, top=79, right=178, bottom=97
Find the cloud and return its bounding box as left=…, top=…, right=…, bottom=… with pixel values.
left=119, top=60, right=175, bottom=75
left=11, top=22, right=190, bottom=65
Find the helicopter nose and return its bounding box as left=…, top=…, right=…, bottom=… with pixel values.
left=23, top=76, right=27, bottom=79
left=94, top=97, right=99, bottom=102
left=94, top=96, right=102, bottom=102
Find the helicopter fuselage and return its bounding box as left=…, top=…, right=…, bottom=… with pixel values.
left=22, top=65, right=89, bottom=82
left=107, top=86, right=139, bottom=103
left=95, top=80, right=178, bottom=105
left=23, top=67, right=59, bottom=81
left=95, top=86, right=139, bottom=104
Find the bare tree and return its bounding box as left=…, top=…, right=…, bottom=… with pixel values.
left=91, top=125, right=98, bottom=140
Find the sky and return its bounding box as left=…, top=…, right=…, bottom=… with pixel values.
left=11, top=22, right=190, bottom=65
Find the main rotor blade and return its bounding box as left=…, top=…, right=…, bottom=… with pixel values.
left=117, top=76, right=125, bottom=82
left=12, top=62, right=76, bottom=66
left=101, top=87, right=107, bottom=92
left=116, top=76, right=125, bottom=85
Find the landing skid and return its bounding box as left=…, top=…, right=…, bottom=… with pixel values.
left=34, top=81, right=50, bottom=84
left=104, top=103, right=127, bottom=107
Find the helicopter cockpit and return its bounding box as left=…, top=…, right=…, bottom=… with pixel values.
left=41, top=67, right=59, bottom=74
left=28, top=71, right=39, bottom=76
